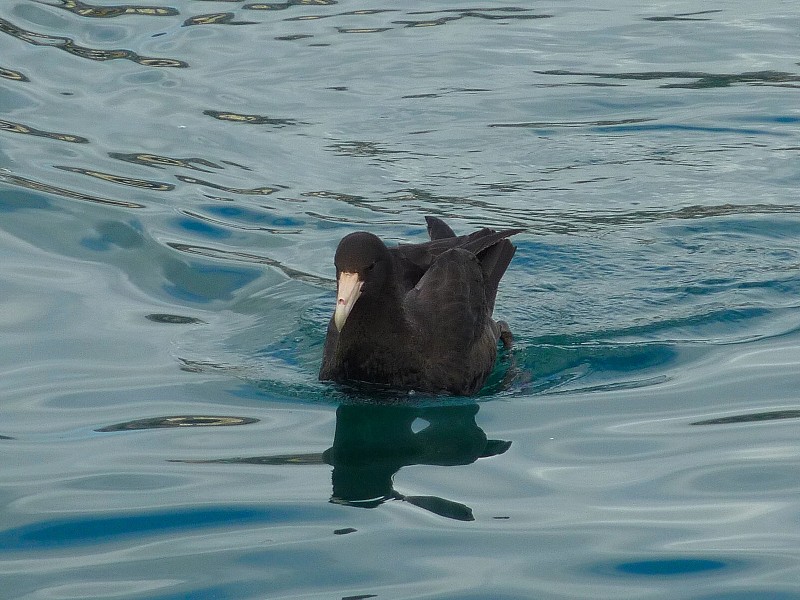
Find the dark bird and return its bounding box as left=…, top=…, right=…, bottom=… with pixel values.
left=319, top=217, right=522, bottom=395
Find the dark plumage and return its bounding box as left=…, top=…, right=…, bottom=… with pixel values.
left=319, top=217, right=522, bottom=395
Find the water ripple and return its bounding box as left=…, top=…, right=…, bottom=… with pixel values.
left=48, top=0, right=179, bottom=19
left=183, top=12, right=258, bottom=27
left=0, top=505, right=324, bottom=551
left=536, top=69, right=800, bottom=89
left=0, top=173, right=145, bottom=208
left=692, top=410, right=800, bottom=426
left=0, top=118, right=88, bottom=143
left=0, top=15, right=187, bottom=67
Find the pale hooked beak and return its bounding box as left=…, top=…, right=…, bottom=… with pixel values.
left=334, top=271, right=363, bottom=332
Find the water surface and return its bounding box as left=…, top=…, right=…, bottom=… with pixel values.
left=2, top=1, right=800, bottom=598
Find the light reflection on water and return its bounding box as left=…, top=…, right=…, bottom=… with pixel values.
left=2, top=0, right=800, bottom=598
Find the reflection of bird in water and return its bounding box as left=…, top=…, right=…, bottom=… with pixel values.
left=170, top=403, right=511, bottom=521
left=325, top=404, right=510, bottom=520
left=320, top=217, right=522, bottom=395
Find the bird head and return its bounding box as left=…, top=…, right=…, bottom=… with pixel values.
left=332, top=231, right=391, bottom=332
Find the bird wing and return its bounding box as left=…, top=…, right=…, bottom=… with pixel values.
left=476, top=237, right=517, bottom=313
left=425, top=216, right=456, bottom=240
left=394, top=227, right=522, bottom=278
left=394, top=226, right=522, bottom=303
left=403, top=247, right=489, bottom=353
left=403, top=247, right=500, bottom=394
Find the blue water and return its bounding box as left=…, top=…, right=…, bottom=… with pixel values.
left=2, top=1, right=800, bottom=598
